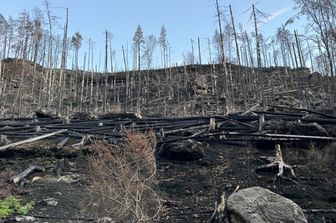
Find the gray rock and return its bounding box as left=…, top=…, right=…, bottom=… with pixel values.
left=227, top=187, right=307, bottom=223
left=13, top=216, right=36, bottom=222
left=43, top=197, right=58, bottom=206
left=97, top=217, right=114, bottom=223
left=0, top=134, right=11, bottom=145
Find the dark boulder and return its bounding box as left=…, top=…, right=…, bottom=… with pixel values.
left=158, top=139, right=206, bottom=161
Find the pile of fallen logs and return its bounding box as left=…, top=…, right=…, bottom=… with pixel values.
left=0, top=106, right=336, bottom=154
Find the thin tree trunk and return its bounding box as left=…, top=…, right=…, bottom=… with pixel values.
left=245, top=32, right=254, bottom=67
left=137, top=42, right=141, bottom=111
left=103, top=31, right=108, bottom=112
left=215, top=0, right=230, bottom=111
left=252, top=4, right=262, bottom=68
left=229, top=5, right=241, bottom=65
left=122, top=45, right=129, bottom=113
left=80, top=53, right=87, bottom=112
left=306, top=40, right=314, bottom=72
left=94, top=66, right=99, bottom=112
left=45, top=0, right=53, bottom=110
left=294, top=31, right=304, bottom=68
left=57, top=8, right=68, bottom=115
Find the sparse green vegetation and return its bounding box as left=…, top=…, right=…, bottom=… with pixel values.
left=0, top=195, right=34, bottom=218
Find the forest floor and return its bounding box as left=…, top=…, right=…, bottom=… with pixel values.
left=0, top=138, right=335, bottom=223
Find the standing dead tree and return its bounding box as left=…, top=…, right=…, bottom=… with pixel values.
left=229, top=5, right=241, bottom=66
left=159, top=26, right=169, bottom=69
left=215, top=0, right=225, bottom=64
left=294, top=0, right=336, bottom=105
left=71, top=31, right=82, bottom=100
left=142, top=35, right=157, bottom=106
left=44, top=0, right=54, bottom=110
left=142, top=35, right=157, bottom=70
left=57, top=8, right=68, bottom=115
left=103, top=31, right=109, bottom=113
left=294, top=0, right=335, bottom=77
left=0, top=14, right=9, bottom=59
left=30, top=9, right=44, bottom=103
left=252, top=4, right=262, bottom=68
left=122, top=45, right=129, bottom=113
left=133, top=25, right=144, bottom=112
left=214, top=0, right=230, bottom=113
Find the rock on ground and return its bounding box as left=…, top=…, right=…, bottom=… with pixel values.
left=227, top=186, right=308, bottom=223
left=158, top=139, right=206, bottom=161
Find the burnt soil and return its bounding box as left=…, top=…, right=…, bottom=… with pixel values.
left=0, top=140, right=335, bottom=223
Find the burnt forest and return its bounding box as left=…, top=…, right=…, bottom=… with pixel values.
left=0, top=0, right=336, bottom=222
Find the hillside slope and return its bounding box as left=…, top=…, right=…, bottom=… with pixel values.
left=0, top=58, right=331, bottom=118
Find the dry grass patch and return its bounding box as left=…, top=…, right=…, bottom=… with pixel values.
left=85, top=131, right=161, bottom=222
left=307, top=143, right=336, bottom=176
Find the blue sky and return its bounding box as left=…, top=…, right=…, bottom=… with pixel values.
left=1, top=0, right=298, bottom=70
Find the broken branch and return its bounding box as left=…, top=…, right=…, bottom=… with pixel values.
left=0, top=129, right=68, bottom=152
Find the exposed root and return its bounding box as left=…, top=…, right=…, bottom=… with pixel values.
left=72, top=134, right=92, bottom=148
left=256, top=144, right=298, bottom=188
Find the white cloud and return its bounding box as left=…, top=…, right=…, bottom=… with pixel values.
left=245, top=6, right=291, bottom=32
left=264, top=7, right=290, bottom=24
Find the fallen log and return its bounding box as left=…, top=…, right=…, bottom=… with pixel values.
left=225, top=132, right=336, bottom=141
left=163, top=123, right=212, bottom=135
left=270, top=105, right=336, bottom=120
left=0, top=119, right=62, bottom=128
left=158, top=131, right=335, bottom=145
left=303, top=209, right=336, bottom=213
left=57, top=136, right=69, bottom=149
left=229, top=114, right=336, bottom=124
left=0, top=126, right=33, bottom=132
left=17, top=215, right=95, bottom=222
left=253, top=110, right=304, bottom=117
left=0, top=129, right=68, bottom=152
left=301, top=117, right=336, bottom=125
left=72, top=129, right=122, bottom=137
left=241, top=103, right=260, bottom=116
left=10, top=164, right=45, bottom=184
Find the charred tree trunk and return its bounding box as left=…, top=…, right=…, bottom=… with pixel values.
left=252, top=4, right=262, bottom=68
left=103, top=31, right=108, bottom=113
left=57, top=8, right=68, bottom=115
